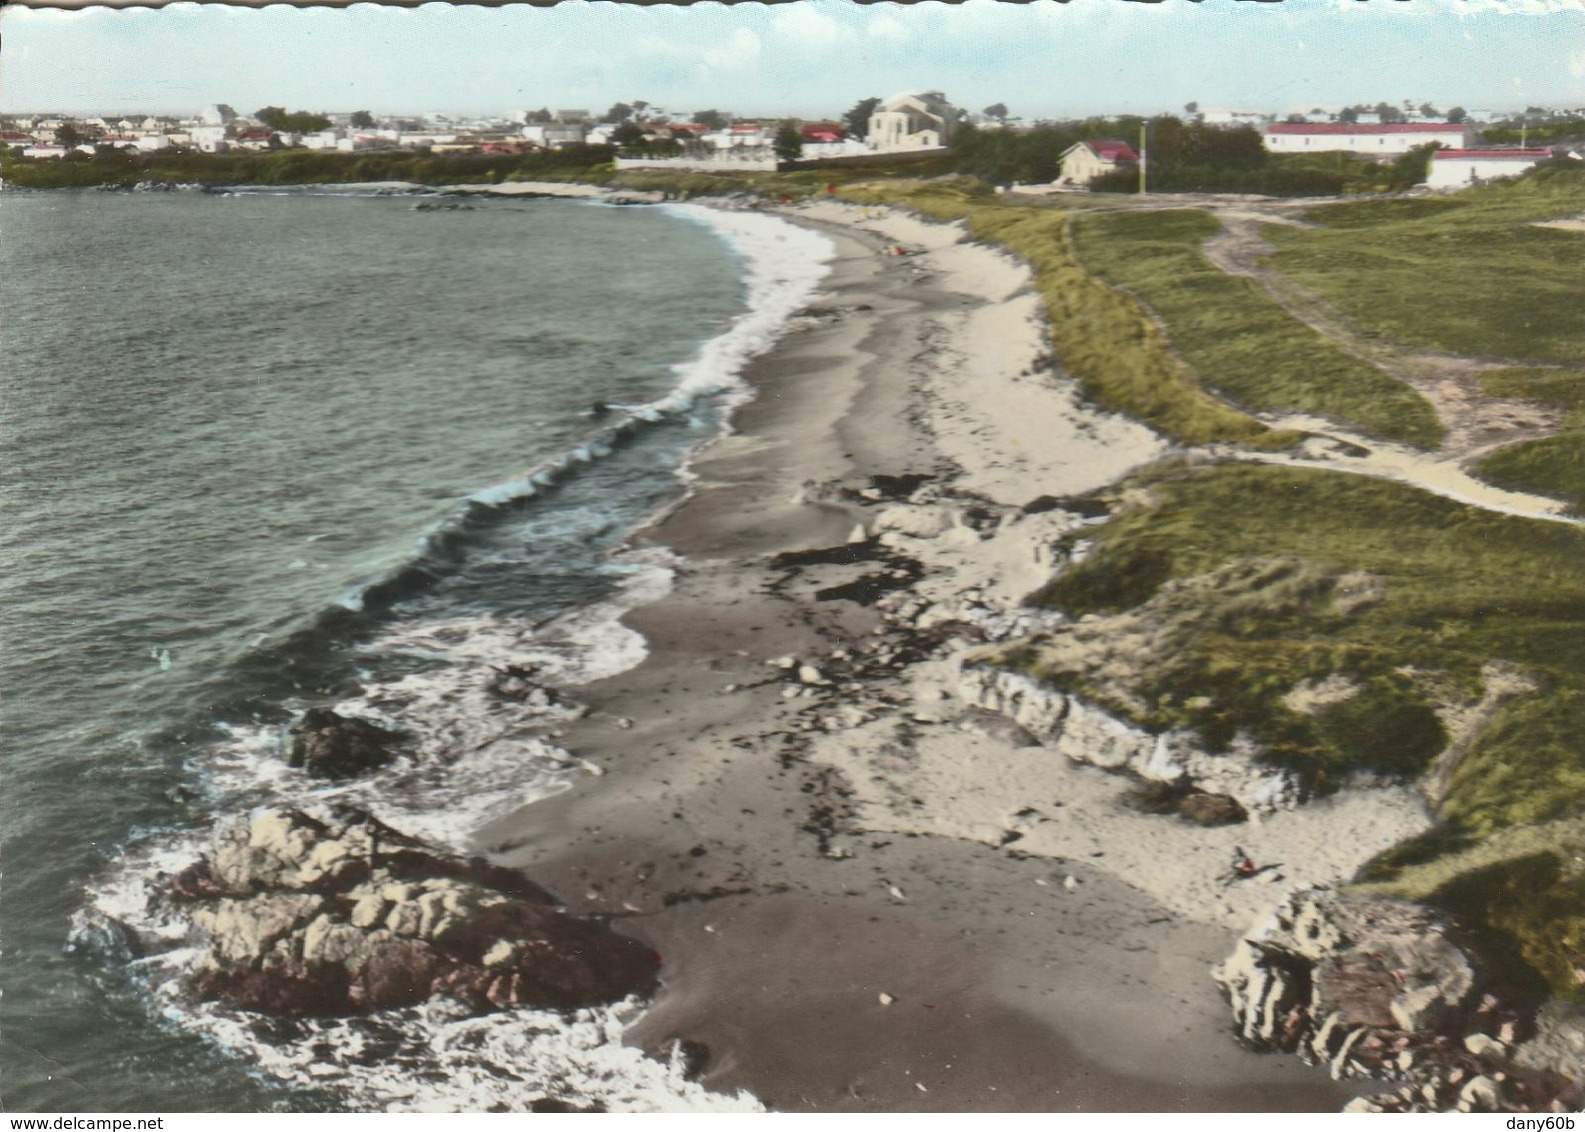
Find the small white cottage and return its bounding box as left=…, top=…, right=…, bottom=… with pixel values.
left=1057, top=139, right=1141, bottom=187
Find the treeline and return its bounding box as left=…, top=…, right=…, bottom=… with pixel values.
left=1482, top=118, right=1585, bottom=145
left=0, top=145, right=617, bottom=190
left=953, top=116, right=1441, bottom=196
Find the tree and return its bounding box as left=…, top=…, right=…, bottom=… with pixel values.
left=606, top=102, right=634, bottom=124
left=610, top=122, right=647, bottom=147
left=526, top=108, right=553, bottom=124
left=1184, top=101, right=1199, bottom=115
left=256, top=107, right=331, bottom=132
left=1447, top=106, right=1468, bottom=124
left=350, top=110, right=375, bottom=129
left=632, top=100, right=650, bottom=120
left=982, top=102, right=1009, bottom=124
left=1375, top=102, right=1405, bottom=124
left=1419, top=103, right=1438, bottom=118
left=773, top=123, right=804, bottom=163
left=692, top=109, right=726, bottom=129
left=842, top=97, right=881, bottom=141
left=54, top=123, right=83, bottom=148
left=1339, top=107, right=1359, bottom=123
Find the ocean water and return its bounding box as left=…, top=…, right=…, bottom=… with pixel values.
left=0, top=188, right=831, bottom=1112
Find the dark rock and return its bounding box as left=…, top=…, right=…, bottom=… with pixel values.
left=1021, top=494, right=1110, bottom=518
left=675, top=1038, right=711, bottom=1081
left=195, top=962, right=353, bottom=1017
left=170, top=859, right=226, bottom=901
left=287, top=708, right=406, bottom=780
left=1177, top=791, right=1248, bottom=827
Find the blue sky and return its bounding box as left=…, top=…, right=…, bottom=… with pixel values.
left=3, top=0, right=1583, bottom=120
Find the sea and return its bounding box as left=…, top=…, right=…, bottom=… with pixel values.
left=0, top=187, right=833, bottom=1112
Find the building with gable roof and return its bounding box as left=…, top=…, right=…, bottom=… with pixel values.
left=868, top=92, right=959, bottom=153
left=1057, top=138, right=1140, bottom=187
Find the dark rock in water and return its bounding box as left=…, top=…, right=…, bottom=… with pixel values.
left=530, top=1097, right=607, bottom=1113
left=675, top=1038, right=711, bottom=1081
left=169, top=808, right=659, bottom=1017
left=287, top=707, right=405, bottom=780
left=1021, top=494, right=1110, bottom=519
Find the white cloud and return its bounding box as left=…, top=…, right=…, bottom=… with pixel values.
left=866, top=12, right=911, bottom=45
left=703, top=28, right=762, bottom=72
left=771, top=3, right=843, bottom=48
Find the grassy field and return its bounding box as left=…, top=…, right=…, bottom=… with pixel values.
left=1067, top=209, right=1444, bottom=447
left=1260, top=167, right=1585, bottom=364
left=997, top=460, right=1585, bottom=998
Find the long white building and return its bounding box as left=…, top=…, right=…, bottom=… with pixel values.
left=1264, top=122, right=1472, bottom=155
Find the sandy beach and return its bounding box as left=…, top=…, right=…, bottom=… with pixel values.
left=473, top=201, right=1377, bottom=1111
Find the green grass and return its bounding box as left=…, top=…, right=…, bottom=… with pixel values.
left=1015, top=460, right=1585, bottom=816
left=1479, top=366, right=1585, bottom=425
left=837, top=182, right=1280, bottom=448
left=1262, top=167, right=1585, bottom=364
left=1067, top=209, right=1444, bottom=447
left=1470, top=366, right=1585, bottom=505
left=998, top=459, right=1585, bottom=996
left=1475, top=432, right=1585, bottom=508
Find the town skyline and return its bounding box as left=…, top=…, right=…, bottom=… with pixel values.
left=4, top=0, right=1584, bottom=121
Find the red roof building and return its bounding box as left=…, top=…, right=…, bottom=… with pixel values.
left=1057, top=139, right=1140, bottom=187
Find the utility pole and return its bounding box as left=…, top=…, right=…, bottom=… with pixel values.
left=1139, top=121, right=1148, bottom=196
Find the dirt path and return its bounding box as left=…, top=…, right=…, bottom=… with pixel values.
left=1200, top=212, right=1563, bottom=461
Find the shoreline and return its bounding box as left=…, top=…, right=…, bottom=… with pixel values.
left=472, top=201, right=1368, bottom=1111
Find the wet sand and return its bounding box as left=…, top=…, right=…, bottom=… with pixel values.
left=475, top=205, right=1364, bottom=1111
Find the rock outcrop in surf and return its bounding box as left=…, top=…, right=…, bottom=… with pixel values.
left=287, top=708, right=406, bottom=780
left=1215, top=888, right=1581, bottom=1113
left=169, top=807, right=659, bottom=1017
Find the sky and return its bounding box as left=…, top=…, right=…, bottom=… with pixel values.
left=2, top=0, right=1584, bottom=121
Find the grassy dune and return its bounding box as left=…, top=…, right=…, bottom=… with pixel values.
left=1261, top=168, right=1585, bottom=364
left=1006, top=460, right=1585, bottom=999
left=1068, top=209, right=1444, bottom=447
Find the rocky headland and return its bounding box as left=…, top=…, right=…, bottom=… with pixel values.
left=166, top=806, right=658, bottom=1018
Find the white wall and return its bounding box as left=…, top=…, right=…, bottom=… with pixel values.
left=1265, top=128, right=1469, bottom=154
left=1427, top=156, right=1543, bottom=189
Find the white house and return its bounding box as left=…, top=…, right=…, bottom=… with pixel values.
left=519, top=124, right=586, bottom=148
left=135, top=133, right=173, bottom=152
left=1426, top=148, right=1555, bottom=190
left=21, top=144, right=68, bottom=159
left=301, top=129, right=347, bottom=151
left=868, top=91, right=958, bottom=153
left=1056, top=138, right=1141, bottom=187
left=1202, top=108, right=1269, bottom=126
left=189, top=124, right=229, bottom=153
left=1264, top=122, right=1472, bottom=155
